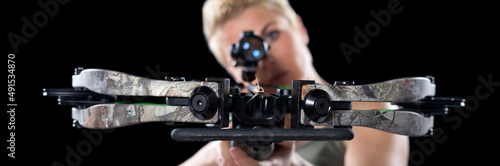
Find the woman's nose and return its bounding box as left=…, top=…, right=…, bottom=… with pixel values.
left=258, top=49, right=275, bottom=70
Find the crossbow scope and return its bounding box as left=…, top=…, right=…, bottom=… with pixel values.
left=231, top=31, right=270, bottom=82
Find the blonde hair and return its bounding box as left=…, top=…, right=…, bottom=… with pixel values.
left=202, top=0, right=298, bottom=67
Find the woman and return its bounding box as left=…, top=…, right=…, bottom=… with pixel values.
left=182, top=0, right=409, bottom=165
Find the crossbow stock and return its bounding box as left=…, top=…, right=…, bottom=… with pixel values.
left=44, top=67, right=464, bottom=160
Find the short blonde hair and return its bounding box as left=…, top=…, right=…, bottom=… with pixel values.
left=202, top=0, right=298, bottom=67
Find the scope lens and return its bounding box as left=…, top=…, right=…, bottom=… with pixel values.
left=242, top=37, right=264, bottom=62
left=252, top=50, right=260, bottom=58
left=243, top=42, right=250, bottom=50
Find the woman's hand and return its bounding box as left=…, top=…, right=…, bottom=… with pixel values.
left=181, top=123, right=312, bottom=166
left=219, top=141, right=312, bottom=166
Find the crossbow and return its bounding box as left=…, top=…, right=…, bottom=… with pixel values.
left=43, top=32, right=464, bottom=160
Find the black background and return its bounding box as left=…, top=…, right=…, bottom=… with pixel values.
left=4, top=0, right=498, bottom=165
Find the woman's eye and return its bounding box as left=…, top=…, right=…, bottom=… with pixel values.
left=265, top=30, right=280, bottom=42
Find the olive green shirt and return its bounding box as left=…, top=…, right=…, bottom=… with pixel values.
left=295, top=141, right=345, bottom=166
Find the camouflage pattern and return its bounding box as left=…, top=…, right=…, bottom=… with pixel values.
left=68, top=69, right=436, bottom=136
left=72, top=104, right=218, bottom=129
left=333, top=110, right=433, bottom=136
left=300, top=108, right=433, bottom=137
left=72, top=69, right=219, bottom=97
left=302, top=77, right=435, bottom=102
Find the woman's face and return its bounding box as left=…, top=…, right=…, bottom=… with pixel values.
left=217, top=5, right=312, bottom=87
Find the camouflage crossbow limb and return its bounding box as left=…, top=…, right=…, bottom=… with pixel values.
left=43, top=68, right=464, bottom=160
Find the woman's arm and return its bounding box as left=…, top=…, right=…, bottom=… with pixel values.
left=343, top=102, right=409, bottom=166
left=180, top=141, right=221, bottom=166
left=344, top=127, right=409, bottom=166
